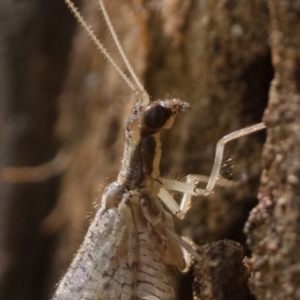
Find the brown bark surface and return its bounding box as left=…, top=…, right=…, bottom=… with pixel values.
left=1, top=0, right=294, bottom=300
left=245, top=1, right=300, bottom=299
left=193, top=240, right=251, bottom=300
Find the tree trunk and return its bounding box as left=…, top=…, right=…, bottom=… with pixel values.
left=2, top=0, right=296, bottom=299
left=245, top=1, right=300, bottom=299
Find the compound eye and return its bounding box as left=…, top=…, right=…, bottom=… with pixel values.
left=144, top=104, right=170, bottom=129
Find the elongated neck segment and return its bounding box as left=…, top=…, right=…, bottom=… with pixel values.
left=117, top=99, right=190, bottom=189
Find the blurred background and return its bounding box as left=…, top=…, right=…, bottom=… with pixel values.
left=0, top=0, right=274, bottom=299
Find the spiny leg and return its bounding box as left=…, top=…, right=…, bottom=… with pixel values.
left=158, top=122, right=266, bottom=218
left=158, top=175, right=225, bottom=219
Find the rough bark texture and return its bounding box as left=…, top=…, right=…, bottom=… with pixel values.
left=0, top=0, right=287, bottom=299
left=245, top=1, right=300, bottom=299
left=193, top=240, right=251, bottom=300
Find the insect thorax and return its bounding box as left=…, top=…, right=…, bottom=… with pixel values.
left=117, top=99, right=190, bottom=190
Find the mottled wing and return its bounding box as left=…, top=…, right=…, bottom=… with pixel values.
left=52, top=190, right=176, bottom=300
left=136, top=230, right=176, bottom=300
left=52, top=203, right=126, bottom=300
left=96, top=192, right=176, bottom=300
left=97, top=230, right=175, bottom=300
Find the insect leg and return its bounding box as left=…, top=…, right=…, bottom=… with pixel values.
left=202, top=122, right=266, bottom=196
left=159, top=122, right=266, bottom=218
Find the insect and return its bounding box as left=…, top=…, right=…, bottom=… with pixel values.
left=51, top=0, right=266, bottom=299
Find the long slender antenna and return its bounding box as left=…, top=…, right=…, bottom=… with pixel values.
left=97, top=0, right=145, bottom=94
left=65, top=0, right=136, bottom=92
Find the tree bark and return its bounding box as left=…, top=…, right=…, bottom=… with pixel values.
left=245, top=1, right=300, bottom=299
left=0, top=0, right=283, bottom=299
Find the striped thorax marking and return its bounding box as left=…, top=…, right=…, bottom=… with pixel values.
left=52, top=99, right=189, bottom=300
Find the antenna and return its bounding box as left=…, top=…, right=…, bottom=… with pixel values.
left=65, top=0, right=142, bottom=96
left=97, top=0, right=145, bottom=94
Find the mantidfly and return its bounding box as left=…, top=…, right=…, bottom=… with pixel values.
left=52, top=0, right=266, bottom=299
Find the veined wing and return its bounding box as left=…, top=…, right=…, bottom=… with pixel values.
left=52, top=184, right=177, bottom=300
left=98, top=225, right=176, bottom=300
left=52, top=192, right=125, bottom=300
left=95, top=190, right=177, bottom=300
